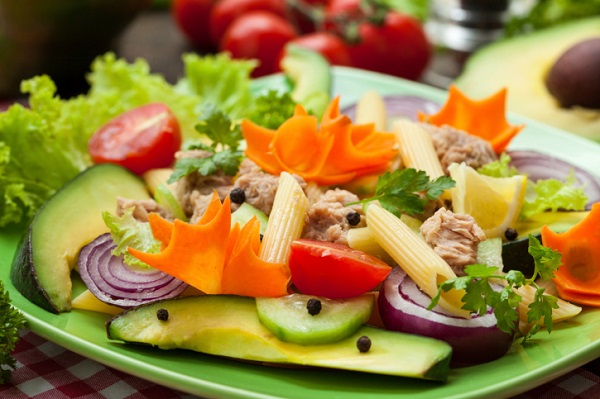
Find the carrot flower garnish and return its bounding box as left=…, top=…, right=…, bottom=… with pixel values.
left=242, top=97, right=398, bottom=186
left=541, top=203, right=600, bottom=307
left=419, top=85, right=524, bottom=153
left=129, top=192, right=290, bottom=297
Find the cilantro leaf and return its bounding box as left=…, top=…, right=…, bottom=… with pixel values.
left=352, top=168, right=455, bottom=216
left=430, top=235, right=563, bottom=344
left=168, top=106, right=244, bottom=183
left=0, top=279, right=26, bottom=384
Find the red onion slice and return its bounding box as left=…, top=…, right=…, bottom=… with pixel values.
left=507, top=150, right=600, bottom=209
left=342, top=95, right=441, bottom=122
left=378, top=267, right=514, bottom=366
left=78, top=233, right=188, bottom=307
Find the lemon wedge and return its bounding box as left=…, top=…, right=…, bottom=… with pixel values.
left=448, top=162, right=527, bottom=238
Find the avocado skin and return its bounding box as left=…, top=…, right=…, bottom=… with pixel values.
left=10, top=227, right=60, bottom=313
left=502, top=234, right=542, bottom=279
left=107, top=295, right=452, bottom=381
left=10, top=164, right=149, bottom=313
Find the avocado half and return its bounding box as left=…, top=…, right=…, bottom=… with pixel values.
left=454, top=17, right=600, bottom=141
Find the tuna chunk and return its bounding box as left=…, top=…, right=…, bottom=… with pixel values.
left=231, top=159, right=307, bottom=216
left=116, top=197, right=173, bottom=222
left=421, top=123, right=497, bottom=173
left=302, top=189, right=365, bottom=245
left=420, top=207, right=486, bottom=276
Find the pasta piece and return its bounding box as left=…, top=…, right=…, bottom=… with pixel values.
left=355, top=90, right=387, bottom=131
left=366, top=203, right=469, bottom=318
left=394, top=119, right=445, bottom=180
left=259, top=172, right=310, bottom=264
left=515, top=284, right=582, bottom=327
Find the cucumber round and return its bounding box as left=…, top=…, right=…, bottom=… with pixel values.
left=256, top=293, right=374, bottom=345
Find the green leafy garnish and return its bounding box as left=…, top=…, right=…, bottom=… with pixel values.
left=350, top=168, right=455, bottom=216
left=168, top=106, right=244, bottom=183
left=102, top=209, right=162, bottom=268
left=1, top=279, right=26, bottom=384
left=429, top=235, right=562, bottom=343
left=247, top=90, right=297, bottom=129
left=520, top=171, right=588, bottom=219
left=477, top=153, right=519, bottom=178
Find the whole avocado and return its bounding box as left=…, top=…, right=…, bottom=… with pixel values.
left=454, top=17, right=600, bottom=141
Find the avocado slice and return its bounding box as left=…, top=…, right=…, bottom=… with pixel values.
left=280, top=44, right=331, bottom=118
left=454, top=17, right=600, bottom=140
left=10, top=164, right=149, bottom=313
left=107, top=295, right=452, bottom=381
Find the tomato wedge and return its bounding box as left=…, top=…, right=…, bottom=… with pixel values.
left=88, top=103, right=182, bottom=175
left=289, top=239, right=392, bottom=299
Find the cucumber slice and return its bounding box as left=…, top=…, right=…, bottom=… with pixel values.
left=154, top=183, right=187, bottom=221
left=256, top=293, right=374, bottom=345
left=231, top=203, right=268, bottom=234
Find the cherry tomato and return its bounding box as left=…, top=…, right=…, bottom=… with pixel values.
left=171, top=0, right=218, bottom=50
left=209, top=0, right=286, bottom=46
left=288, top=239, right=392, bottom=299
left=346, top=12, right=432, bottom=81
left=220, top=11, right=297, bottom=77
left=279, top=32, right=352, bottom=67
left=88, top=103, right=182, bottom=175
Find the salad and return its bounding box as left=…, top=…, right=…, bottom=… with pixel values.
left=2, top=51, right=600, bottom=396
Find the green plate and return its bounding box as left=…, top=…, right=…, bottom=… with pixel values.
left=2, top=67, right=600, bottom=399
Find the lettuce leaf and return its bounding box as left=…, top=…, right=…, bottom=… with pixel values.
left=0, top=52, right=256, bottom=228
left=520, top=172, right=588, bottom=219
left=102, top=209, right=161, bottom=268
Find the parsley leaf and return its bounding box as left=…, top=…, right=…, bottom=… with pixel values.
left=430, top=235, right=562, bottom=344
left=168, top=105, right=244, bottom=183
left=350, top=168, right=455, bottom=217
left=1, top=279, right=26, bottom=384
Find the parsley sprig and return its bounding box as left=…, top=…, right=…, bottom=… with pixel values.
left=168, top=105, right=244, bottom=183
left=350, top=168, right=455, bottom=216
left=429, top=235, right=562, bottom=343
left=1, top=279, right=26, bottom=384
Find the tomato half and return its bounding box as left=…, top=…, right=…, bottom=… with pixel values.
left=171, top=0, right=218, bottom=50
left=88, top=103, right=182, bottom=175
left=220, top=11, right=297, bottom=77
left=209, top=0, right=286, bottom=45
left=288, top=239, right=392, bottom=299
left=279, top=32, right=352, bottom=67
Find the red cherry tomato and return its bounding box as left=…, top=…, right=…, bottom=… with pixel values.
left=220, top=11, right=297, bottom=77
left=209, top=0, right=286, bottom=46
left=279, top=32, right=352, bottom=67
left=88, top=103, right=182, bottom=175
left=346, top=12, right=432, bottom=81
left=288, top=239, right=392, bottom=299
left=171, top=0, right=218, bottom=50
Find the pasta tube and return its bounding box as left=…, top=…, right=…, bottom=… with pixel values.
left=366, top=203, right=469, bottom=318
left=394, top=119, right=445, bottom=180
left=355, top=90, right=387, bottom=131
left=259, top=172, right=309, bottom=264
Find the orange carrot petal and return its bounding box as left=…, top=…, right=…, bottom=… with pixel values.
left=197, top=191, right=224, bottom=225
left=221, top=217, right=291, bottom=297
left=129, top=196, right=232, bottom=294
left=541, top=203, right=600, bottom=306
left=419, top=85, right=523, bottom=154
left=320, top=96, right=341, bottom=126
left=271, top=114, right=332, bottom=176
left=148, top=213, right=173, bottom=247
left=241, top=119, right=281, bottom=175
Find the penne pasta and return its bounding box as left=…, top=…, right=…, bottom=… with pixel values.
left=365, top=203, right=469, bottom=318
left=354, top=90, right=388, bottom=131
left=515, top=283, right=582, bottom=327
left=259, top=172, right=310, bottom=264
left=394, top=119, right=445, bottom=180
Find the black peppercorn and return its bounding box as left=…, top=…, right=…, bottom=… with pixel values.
left=156, top=308, right=169, bottom=321
left=504, top=227, right=518, bottom=241
left=230, top=188, right=246, bottom=204
left=346, top=212, right=361, bottom=226
left=356, top=336, right=371, bottom=353
left=306, top=298, right=322, bottom=316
